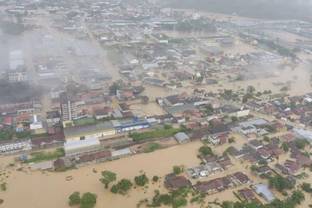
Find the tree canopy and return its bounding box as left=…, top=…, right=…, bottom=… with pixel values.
left=100, top=170, right=117, bottom=189
left=134, top=174, right=149, bottom=186
left=198, top=145, right=213, bottom=156
left=111, top=179, right=133, bottom=195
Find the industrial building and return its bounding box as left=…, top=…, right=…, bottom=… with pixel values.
left=64, top=121, right=116, bottom=141
left=112, top=118, right=150, bottom=133
left=64, top=137, right=101, bottom=157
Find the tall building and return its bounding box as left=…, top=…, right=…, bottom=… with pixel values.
left=60, top=92, right=77, bottom=123
left=7, top=68, right=28, bottom=83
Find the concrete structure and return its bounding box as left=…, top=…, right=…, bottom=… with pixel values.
left=0, top=140, right=32, bottom=153
left=60, top=92, right=78, bottom=124
left=112, top=118, right=150, bottom=133
left=174, top=132, right=190, bottom=144
left=30, top=161, right=54, bottom=170
left=64, top=121, right=116, bottom=141
left=111, top=147, right=132, bottom=158
left=64, top=137, right=101, bottom=157
left=30, top=115, right=46, bottom=135
left=7, top=69, right=28, bottom=82
left=293, top=128, right=312, bottom=143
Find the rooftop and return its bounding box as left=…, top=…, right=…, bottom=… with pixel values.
left=64, top=121, right=114, bottom=138
left=64, top=137, right=100, bottom=152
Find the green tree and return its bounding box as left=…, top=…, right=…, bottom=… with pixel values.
left=290, top=190, right=305, bottom=205
left=111, top=179, right=133, bottom=195
left=204, top=104, right=214, bottom=116
left=80, top=192, right=97, bottom=208
left=282, top=142, right=289, bottom=152
left=263, top=136, right=270, bottom=143
left=295, top=139, right=307, bottom=149
left=228, top=137, right=235, bottom=143
left=250, top=165, right=258, bottom=172
left=0, top=129, right=13, bottom=140
left=151, top=191, right=172, bottom=206
left=100, top=170, right=117, bottom=189
left=231, top=116, right=238, bottom=123
left=68, top=192, right=81, bottom=206
left=109, top=82, right=121, bottom=95
left=172, top=197, right=187, bottom=208
left=134, top=174, right=149, bottom=186
left=246, top=85, right=256, bottom=94
left=269, top=175, right=293, bottom=192
left=302, top=183, right=312, bottom=193
left=199, top=145, right=213, bottom=156
left=152, top=176, right=159, bottom=182
left=173, top=166, right=184, bottom=175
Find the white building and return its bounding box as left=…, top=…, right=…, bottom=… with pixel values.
left=64, top=137, right=101, bottom=157
left=0, top=140, right=32, bottom=153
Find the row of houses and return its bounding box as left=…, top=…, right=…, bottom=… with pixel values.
left=0, top=139, right=32, bottom=153
left=187, top=155, right=232, bottom=179
left=193, top=172, right=251, bottom=194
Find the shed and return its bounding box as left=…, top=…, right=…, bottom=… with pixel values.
left=31, top=161, right=54, bottom=170
left=111, top=148, right=132, bottom=158
left=174, top=132, right=190, bottom=144
left=254, top=184, right=275, bottom=202
left=64, top=137, right=101, bottom=157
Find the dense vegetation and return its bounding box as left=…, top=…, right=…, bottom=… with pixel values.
left=269, top=175, right=294, bottom=192
left=0, top=128, right=32, bottom=141
left=111, top=179, right=133, bottom=195
left=0, top=129, right=14, bottom=141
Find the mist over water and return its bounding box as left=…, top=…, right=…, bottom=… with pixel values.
left=166, top=0, right=312, bottom=21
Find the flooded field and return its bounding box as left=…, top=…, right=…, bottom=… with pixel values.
left=0, top=129, right=285, bottom=208
left=1, top=142, right=202, bottom=208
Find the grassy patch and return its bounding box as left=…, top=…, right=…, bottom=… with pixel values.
left=73, top=117, right=96, bottom=126
left=26, top=148, right=65, bottom=163
left=130, top=127, right=182, bottom=142
left=15, top=131, right=31, bottom=139
left=144, top=143, right=162, bottom=153
left=0, top=129, right=13, bottom=141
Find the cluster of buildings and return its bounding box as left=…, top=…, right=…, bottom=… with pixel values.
left=1, top=1, right=312, bottom=207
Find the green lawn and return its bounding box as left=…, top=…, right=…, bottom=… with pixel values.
left=26, top=148, right=65, bottom=163
left=130, top=127, right=182, bottom=142
left=0, top=129, right=13, bottom=141
left=144, top=143, right=162, bottom=153
left=73, top=117, right=96, bottom=126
